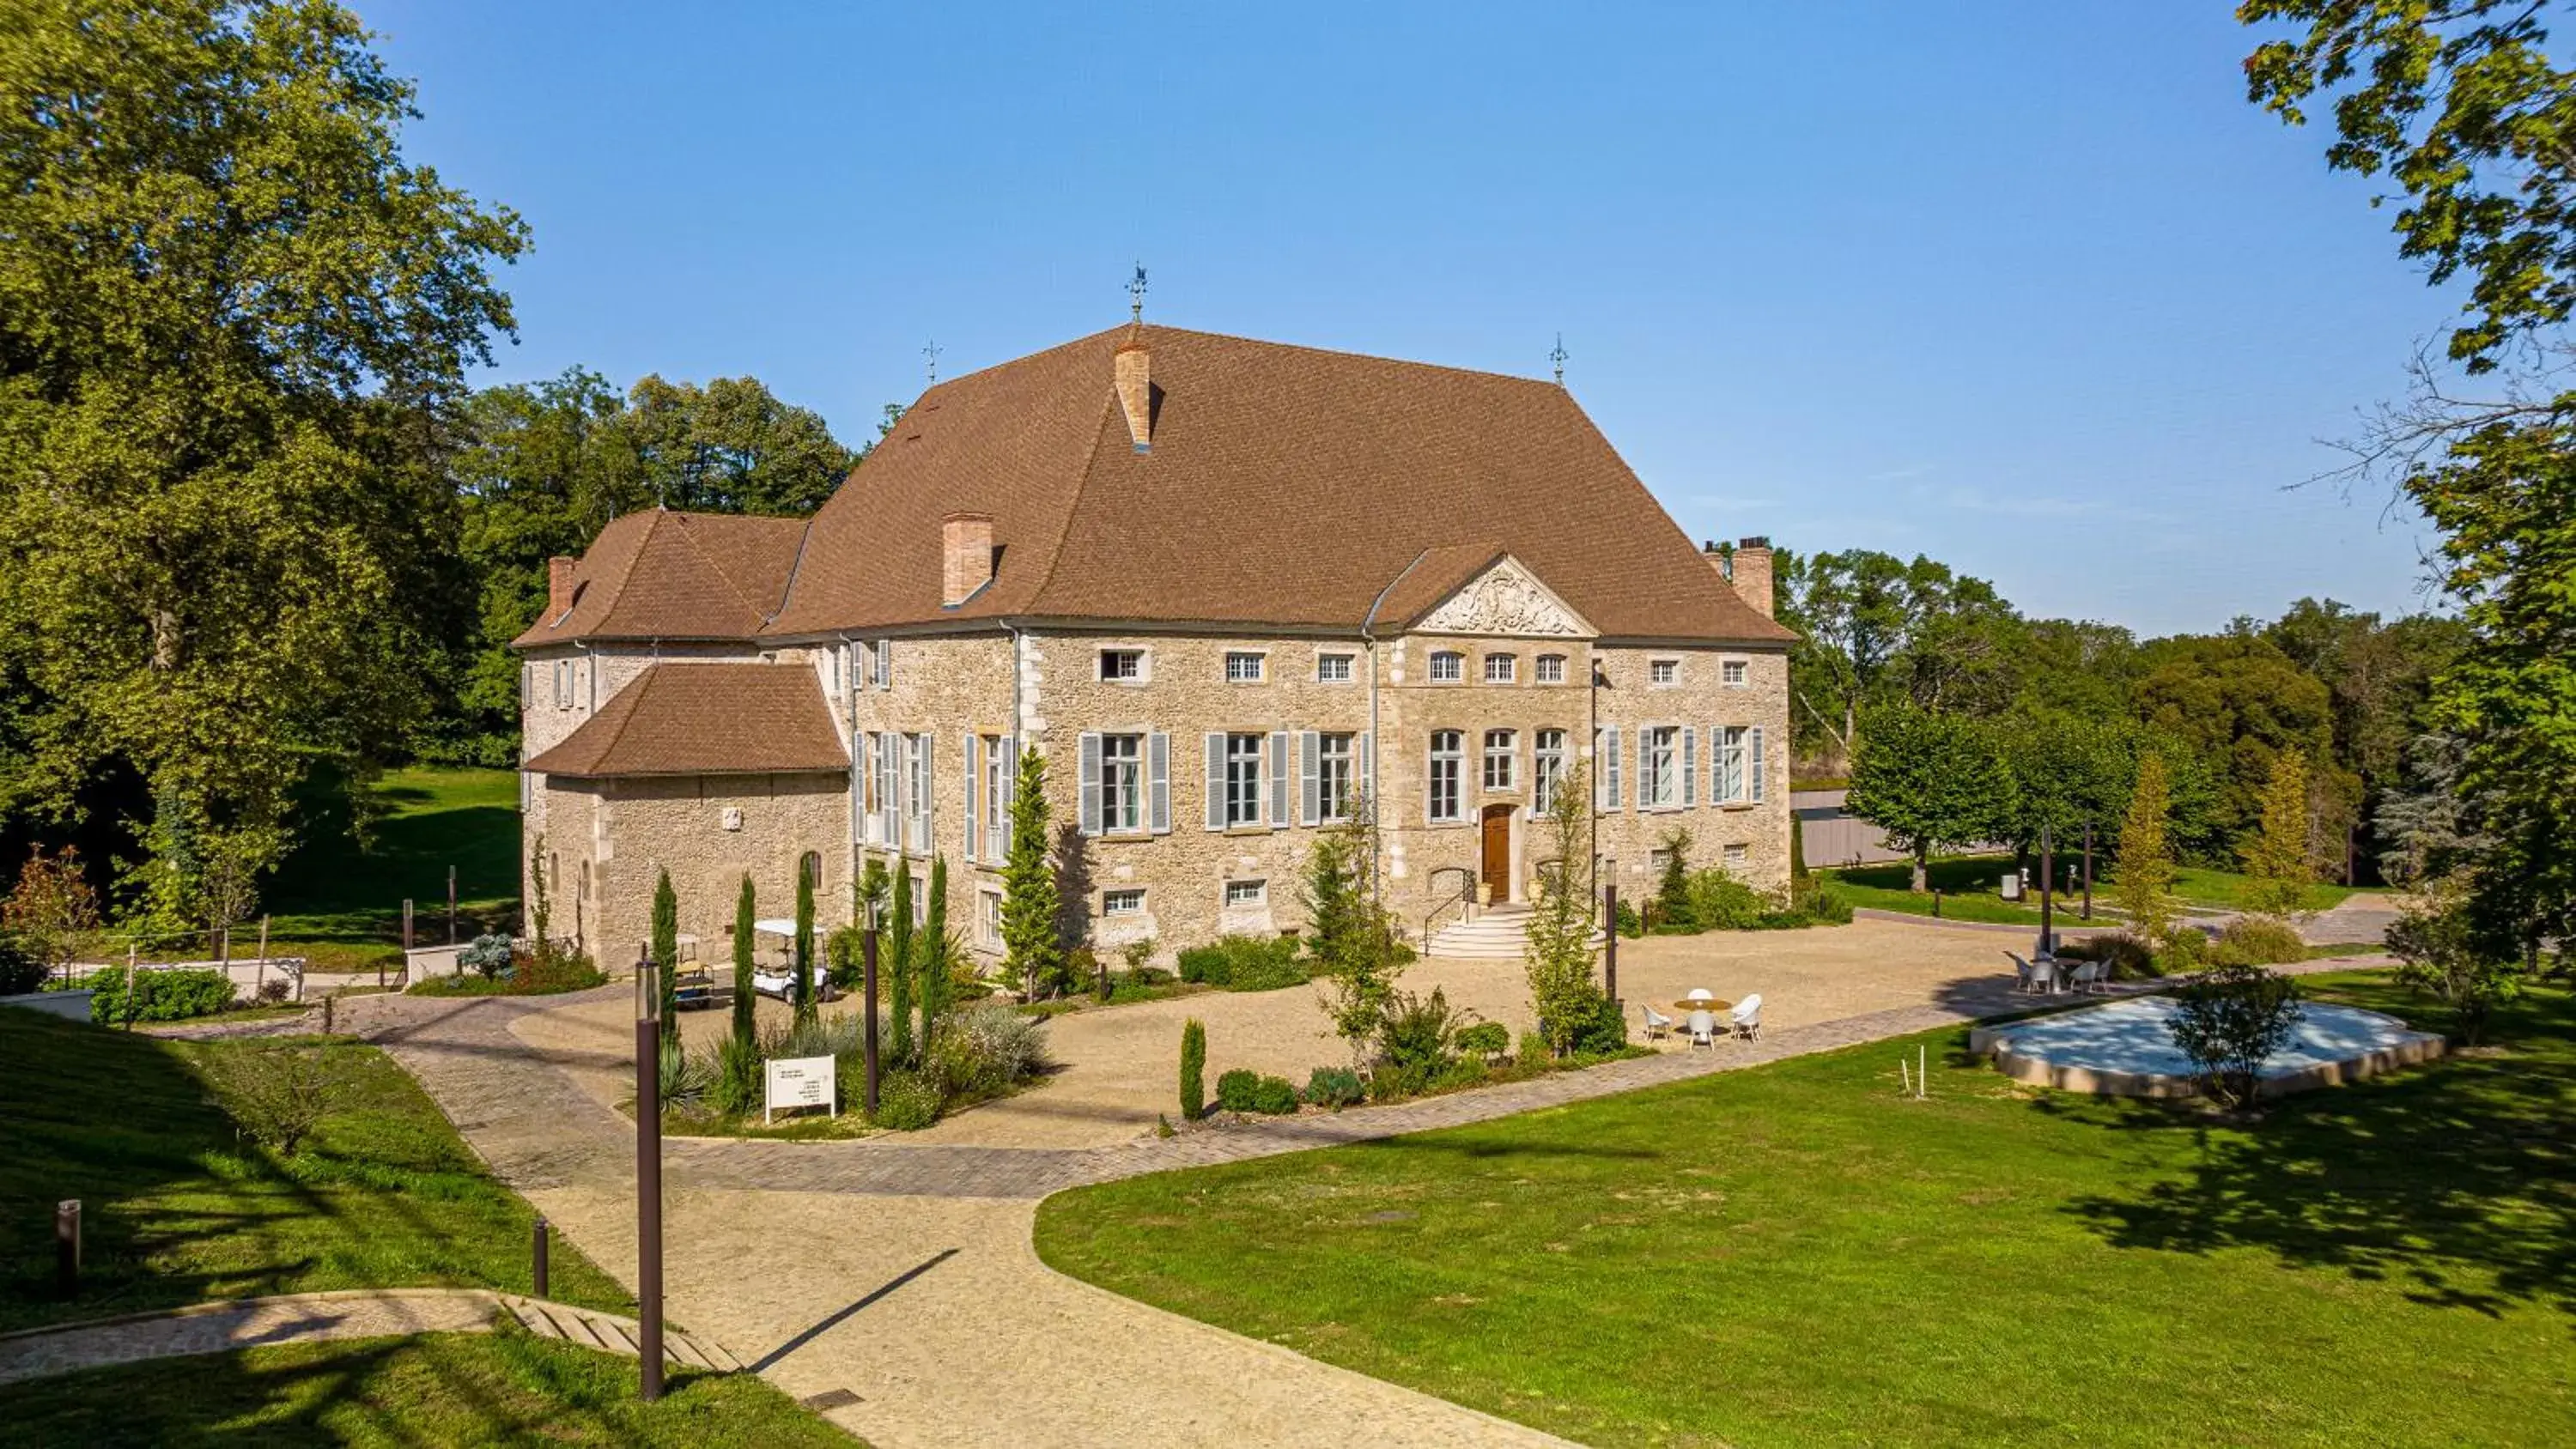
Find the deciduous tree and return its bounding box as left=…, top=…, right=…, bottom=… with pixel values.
left=1846, top=702, right=2018, bottom=891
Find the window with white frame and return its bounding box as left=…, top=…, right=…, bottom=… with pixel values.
left=1534, top=654, right=1566, bottom=684
left=1100, top=732, right=1144, bottom=832
left=981, top=735, right=1010, bottom=852
left=1484, top=653, right=1516, bottom=683
left=1318, top=732, right=1356, bottom=822
left=911, top=875, right=928, bottom=925
left=1483, top=729, right=1517, bottom=791
left=977, top=888, right=1004, bottom=946
left=1722, top=843, right=1749, bottom=868
left=1643, top=724, right=1681, bottom=808
left=1224, top=651, right=1265, bottom=682
left=1223, top=878, right=1266, bottom=907
left=1224, top=733, right=1264, bottom=827
left=1429, top=730, right=1464, bottom=822
left=1715, top=724, right=1751, bottom=803
left=1429, top=650, right=1463, bottom=682
left=872, top=731, right=898, bottom=844
left=907, top=732, right=933, bottom=851
left=1102, top=888, right=1145, bottom=918
left=1722, top=658, right=1748, bottom=688
left=1316, top=652, right=1355, bottom=683
left=1649, top=658, right=1680, bottom=687
left=1534, top=729, right=1567, bottom=812
left=1099, top=648, right=1145, bottom=682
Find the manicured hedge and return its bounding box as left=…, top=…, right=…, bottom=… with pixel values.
left=86, top=967, right=236, bottom=1023
left=1176, top=934, right=1305, bottom=991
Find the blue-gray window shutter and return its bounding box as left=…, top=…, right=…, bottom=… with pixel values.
left=1607, top=726, right=1624, bottom=810
left=963, top=734, right=980, bottom=862
left=1681, top=725, right=1698, bottom=807
left=997, top=735, right=1018, bottom=853
left=1078, top=732, right=1103, bottom=837
left=1204, top=733, right=1225, bottom=830
left=1149, top=731, right=1171, bottom=834
left=1299, top=731, right=1321, bottom=827
left=1268, top=731, right=1291, bottom=828
left=1750, top=725, right=1766, bottom=803
left=1359, top=732, right=1374, bottom=812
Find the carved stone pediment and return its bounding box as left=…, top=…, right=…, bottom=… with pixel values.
left=1417, top=557, right=1593, bottom=639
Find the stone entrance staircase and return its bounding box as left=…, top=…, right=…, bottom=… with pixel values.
left=1425, top=903, right=1607, bottom=959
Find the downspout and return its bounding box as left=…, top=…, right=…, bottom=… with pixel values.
left=1361, top=550, right=1431, bottom=914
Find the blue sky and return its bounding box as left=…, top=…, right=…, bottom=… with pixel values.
left=368, top=1, right=2456, bottom=636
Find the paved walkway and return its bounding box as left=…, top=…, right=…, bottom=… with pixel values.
left=331, top=949, right=2391, bottom=1446
left=0, top=1288, right=736, bottom=1386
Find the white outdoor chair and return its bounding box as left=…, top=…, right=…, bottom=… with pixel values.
left=2004, top=951, right=2038, bottom=993
left=1643, top=1006, right=1674, bottom=1041
left=1729, top=994, right=1763, bottom=1040
left=2068, top=959, right=2105, bottom=995
left=1686, top=1009, right=1717, bottom=1052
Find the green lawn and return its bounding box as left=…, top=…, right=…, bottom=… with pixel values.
left=1822, top=853, right=2378, bottom=927
left=0, top=1009, right=626, bottom=1332
left=0, top=1327, right=854, bottom=1447
left=258, top=765, right=522, bottom=971
left=1036, top=974, right=2576, bottom=1447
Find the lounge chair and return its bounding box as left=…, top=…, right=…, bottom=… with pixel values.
left=1729, top=994, right=1763, bottom=1040
left=2068, top=959, right=2105, bottom=995
left=2005, top=951, right=2038, bottom=993
left=1643, top=1006, right=1674, bottom=1041
left=1686, top=1009, right=1717, bottom=1052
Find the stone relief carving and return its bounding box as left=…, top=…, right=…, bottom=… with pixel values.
left=1419, top=564, right=1587, bottom=637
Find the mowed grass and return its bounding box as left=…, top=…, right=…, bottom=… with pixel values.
left=0, top=1327, right=854, bottom=1448
left=1036, top=974, right=2576, bottom=1447
left=259, top=765, right=522, bottom=971
left=0, top=1009, right=628, bottom=1332
left=1821, top=853, right=2378, bottom=927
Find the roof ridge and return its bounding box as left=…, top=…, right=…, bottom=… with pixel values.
left=1016, top=380, right=1122, bottom=615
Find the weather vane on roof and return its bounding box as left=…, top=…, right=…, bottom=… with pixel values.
left=923, top=339, right=941, bottom=384
left=1128, top=263, right=1148, bottom=324
left=1550, top=333, right=1568, bottom=387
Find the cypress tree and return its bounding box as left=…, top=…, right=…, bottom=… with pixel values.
left=1001, top=746, right=1064, bottom=1000
left=793, top=855, right=817, bottom=1026
left=888, top=864, right=914, bottom=1064
left=731, top=873, right=757, bottom=1048
left=919, top=855, right=951, bottom=1046
left=1180, top=1018, right=1206, bottom=1120
left=651, top=868, right=679, bottom=1050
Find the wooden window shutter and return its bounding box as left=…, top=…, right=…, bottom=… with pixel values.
left=1751, top=725, right=1767, bottom=803
left=963, top=735, right=980, bottom=863
left=1203, top=733, right=1225, bottom=831
left=1078, top=732, right=1103, bottom=837
left=1149, top=732, right=1172, bottom=834
left=1268, top=731, right=1291, bottom=829
left=1298, top=731, right=1321, bottom=827
left=1681, top=725, right=1698, bottom=808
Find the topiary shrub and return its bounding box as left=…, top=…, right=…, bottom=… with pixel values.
left=1249, top=1074, right=1301, bottom=1114
left=2212, top=915, right=2307, bottom=968
left=1214, top=1067, right=1263, bottom=1113
left=1179, top=1018, right=1207, bottom=1119
left=1303, top=1065, right=1364, bottom=1109
left=1455, top=1021, right=1509, bottom=1059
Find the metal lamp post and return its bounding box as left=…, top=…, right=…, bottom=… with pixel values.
left=861, top=916, right=882, bottom=1116
left=634, top=949, right=665, bottom=1401
left=2038, top=822, right=2057, bottom=957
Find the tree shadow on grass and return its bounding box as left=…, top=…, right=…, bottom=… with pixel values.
left=2057, top=990, right=2576, bottom=1322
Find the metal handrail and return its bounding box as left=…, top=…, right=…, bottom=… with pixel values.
left=1419, top=866, right=1475, bottom=946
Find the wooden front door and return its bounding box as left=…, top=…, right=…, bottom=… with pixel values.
left=1480, top=805, right=1513, bottom=901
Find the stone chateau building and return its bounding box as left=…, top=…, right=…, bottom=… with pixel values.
left=515, top=324, right=1794, bottom=972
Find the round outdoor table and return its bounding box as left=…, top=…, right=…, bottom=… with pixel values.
left=1672, top=998, right=1734, bottom=1013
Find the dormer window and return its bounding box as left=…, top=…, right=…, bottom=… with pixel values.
left=1429, top=651, right=1464, bottom=683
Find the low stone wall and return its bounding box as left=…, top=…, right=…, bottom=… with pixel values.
left=0, top=989, right=94, bottom=1022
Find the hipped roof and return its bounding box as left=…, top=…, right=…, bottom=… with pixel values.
left=520, top=325, right=1794, bottom=648
left=523, top=664, right=848, bottom=778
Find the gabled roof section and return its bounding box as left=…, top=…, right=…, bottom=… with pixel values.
left=512, top=510, right=809, bottom=648
left=762, top=325, right=1795, bottom=646
left=1398, top=551, right=1595, bottom=639
left=523, top=663, right=848, bottom=777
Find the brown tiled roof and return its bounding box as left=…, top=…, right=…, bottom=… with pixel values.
left=529, top=326, right=1793, bottom=648
left=511, top=510, right=808, bottom=647
left=1370, top=541, right=1511, bottom=631
left=523, top=663, right=848, bottom=777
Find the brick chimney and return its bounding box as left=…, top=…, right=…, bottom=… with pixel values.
left=1114, top=335, right=1152, bottom=452
left=942, top=512, right=995, bottom=606
left=547, top=556, right=577, bottom=620
left=1729, top=537, right=1774, bottom=618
